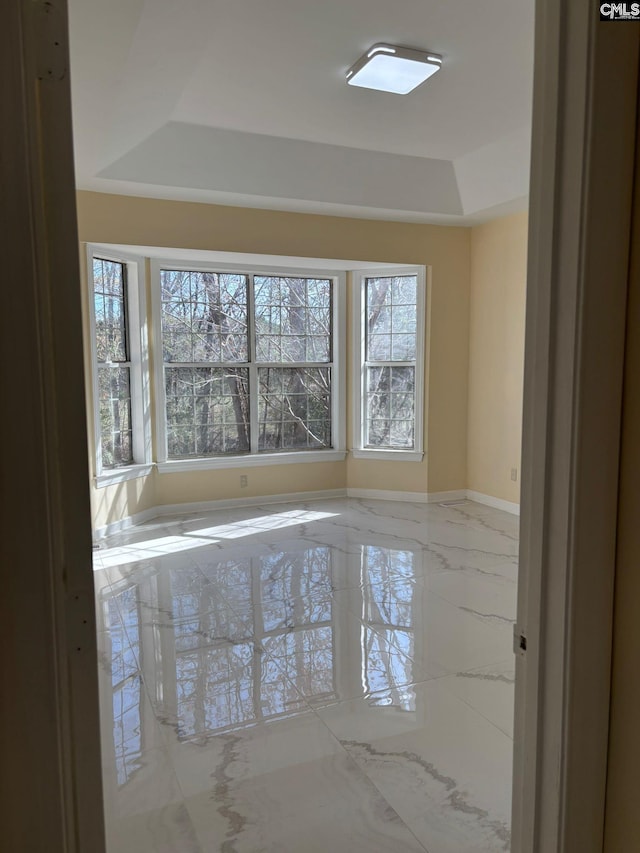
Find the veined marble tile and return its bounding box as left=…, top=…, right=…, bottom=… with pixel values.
left=261, top=604, right=442, bottom=706
left=184, top=752, right=428, bottom=852
left=438, top=660, right=516, bottom=738
left=95, top=497, right=517, bottom=852
left=426, top=571, right=517, bottom=627
left=424, top=537, right=520, bottom=577
left=151, top=640, right=310, bottom=741
left=105, top=801, right=202, bottom=853
left=428, top=523, right=519, bottom=558
left=442, top=501, right=520, bottom=539
left=401, top=589, right=514, bottom=676
left=164, top=711, right=428, bottom=852
left=317, top=679, right=512, bottom=853
left=97, top=632, right=199, bottom=851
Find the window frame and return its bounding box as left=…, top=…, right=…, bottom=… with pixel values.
left=86, top=246, right=152, bottom=486
left=351, top=266, right=426, bottom=462
left=150, top=259, right=346, bottom=472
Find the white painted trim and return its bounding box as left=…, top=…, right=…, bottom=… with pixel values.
left=350, top=448, right=424, bottom=462
left=154, top=488, right=347, bottom=518
left=156, top=450, right=346, bottom=473
left=334, top=271, right=348, bottom=453
left=467, top=490, right=520, bottom=516
left=150, top=259, right=168, bottom=461
left=95, top=463, right=154, bottom=488
left=351, top=266, right=427, bottom=456
left=425, top=489, right=469, bottom=503
left=347, top=488, right=430, bottom=503
left=93, top=488, right=348, bottom=540
left=150, top=259, right=346, bottom=464
left=512, top=9, right=638, bottom=853
left=93, top=486, right=520, bottom=539
left=92, top=507, right=159, bottom=541
left=349, top=487, right=520, bottom=513
left=86, top=246, right=151, bottom=476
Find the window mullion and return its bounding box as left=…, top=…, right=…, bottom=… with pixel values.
left=247, top=274, right=259, bottom=454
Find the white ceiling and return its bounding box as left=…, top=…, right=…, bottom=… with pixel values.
left=69, top=0, right=534, bottom=224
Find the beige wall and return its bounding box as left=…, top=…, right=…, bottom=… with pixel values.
left=78, top=191, right=472, bottom=529
left=467, top=211, right=528, bottom=504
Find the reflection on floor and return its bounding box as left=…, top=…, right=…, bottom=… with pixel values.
left=93, top=497, right=518, bottom=853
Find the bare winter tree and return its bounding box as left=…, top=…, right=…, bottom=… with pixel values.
left=160, top=271, right=332, bottom=458
left=94, top=259, right=132, bottom=467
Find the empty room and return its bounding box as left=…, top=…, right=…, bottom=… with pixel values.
left=10, top=0, right=640, bottom=851
left=74, top=0, right=531, bottom=850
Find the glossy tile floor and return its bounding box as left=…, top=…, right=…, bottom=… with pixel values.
left=93, top=497, right=518, bottom=853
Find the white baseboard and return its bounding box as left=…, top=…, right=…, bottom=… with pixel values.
left=467, top=490, right=520, bottom=516
left=93, top=507, right=158, bottom=541
left=346, top=488, right=430, bottom=503
left=93, top=486, right=520, bottom=539
left=347, top=487, right=519, bottom=515
left=93, top=489, right=347, bottom=540
left=426, top=489, right=469, bottom=503
left=153, top=489, right=347, bottom=520
left=346, top=488, right=472, bottom=504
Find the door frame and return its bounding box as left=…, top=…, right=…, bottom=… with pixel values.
left=1, top=0, right=105, bottom=850
left=513, top=3, right=638, bottom=852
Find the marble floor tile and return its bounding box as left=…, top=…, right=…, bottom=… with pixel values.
left=426, top=570, right=518, bottom=627
left=94, top=497, right=518, bottom=852
left=162, top=709, right=428, bottom=852
left=438, top=660, right=516, bottom=738
left=317, top=679, right=513, bottom=853
left=105, top=802, right=202, bottom=853
left=184, top=751, right=428, bottom=852
left=97, top=608, right=200, bottom=851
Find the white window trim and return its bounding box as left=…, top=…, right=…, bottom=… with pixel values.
left=86, top=245, right=152, bottom=487
left=150, top=258, right=346, bottom=470
left=351, top=266, right=426, bottom=461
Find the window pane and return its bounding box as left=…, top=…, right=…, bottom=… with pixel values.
left=165, top=366, right=250, bottom=458
left=258, top=367, right=331, bottom=450
left=98, top=366, right=133, bottom=468
left=365, top=366, right=415, bottom=448
left=160, top=270, right=248, bottom=363
left=366, top=275, right=417, bottom=363
left=255, top=277, right=331, bottom=362
left=93, top=259, right=127, bottom=362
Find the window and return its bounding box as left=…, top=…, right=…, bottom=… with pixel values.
left=88, top=248, right=151, bottom=485
left=153, top=263, right=345, bottom=470
left=353, top=267, right=425, bottom=461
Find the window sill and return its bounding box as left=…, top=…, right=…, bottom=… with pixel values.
left=350, top=449, right=424, bottom=462
left=95, top=463, right=154, bottom=488
left=156, top=450, right=347, bottom=474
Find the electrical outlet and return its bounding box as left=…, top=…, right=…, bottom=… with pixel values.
left=240, top=475, right=248, bottom=488
left=511, top=468, right=518, bottom=482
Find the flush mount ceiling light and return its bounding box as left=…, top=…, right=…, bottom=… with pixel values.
left=346, top=43, right=442, bottom=94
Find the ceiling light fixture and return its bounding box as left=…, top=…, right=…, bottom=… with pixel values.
left=346, top=43, right=442, bottom=95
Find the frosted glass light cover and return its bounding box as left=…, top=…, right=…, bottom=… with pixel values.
left=346, top=45, right=442, bottom=95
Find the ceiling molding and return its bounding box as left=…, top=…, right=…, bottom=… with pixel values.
left=99, top=122, right=464, bottom=215
left=70, top=0, right=534, bottom=223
